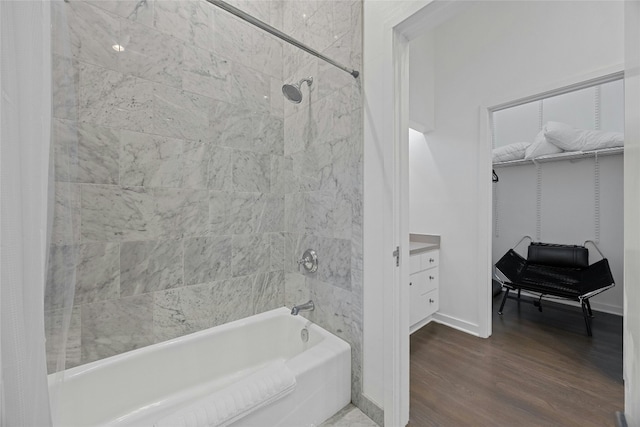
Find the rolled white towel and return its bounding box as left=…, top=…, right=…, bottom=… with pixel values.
left=544, top=121, right=624, bottom=152
left=154, top=360, right=296, bottom=427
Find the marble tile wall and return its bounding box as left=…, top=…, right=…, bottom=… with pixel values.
left=46, top=0, right=287, bottom=369
left=278, top=0, right=378, bottom=423
left=47, top=0, right=375, bottom=423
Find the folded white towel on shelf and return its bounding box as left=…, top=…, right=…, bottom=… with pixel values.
left=492, top=141, right=530, bottom=163
left=153, top=360, right=296, bottom=427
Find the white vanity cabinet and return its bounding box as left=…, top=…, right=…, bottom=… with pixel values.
left=409, top=248, right=439, bottom=333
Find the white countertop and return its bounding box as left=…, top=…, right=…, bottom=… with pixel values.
left=409, top=234, right=440, bottom=255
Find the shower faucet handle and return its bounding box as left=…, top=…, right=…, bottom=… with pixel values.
left=297, top=249, right=318, bottom=273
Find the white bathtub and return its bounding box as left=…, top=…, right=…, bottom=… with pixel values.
left=48, top=307, right=351, bottom=426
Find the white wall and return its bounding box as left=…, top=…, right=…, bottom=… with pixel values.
left=409, top=1, right=624, bottom=330
left=409, top=31, right=435, bottom=133
left=409, top=129, right=438, bottom=234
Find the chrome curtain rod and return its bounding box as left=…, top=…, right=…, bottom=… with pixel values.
left=205, top=0, right=360, bottom=79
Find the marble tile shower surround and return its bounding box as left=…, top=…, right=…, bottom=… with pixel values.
left=47, top=0, right=372, bottom=422
left=278, top=0, right=374, bottom=422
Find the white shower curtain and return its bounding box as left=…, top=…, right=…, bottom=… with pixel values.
left=1, top=0, right=53, bottom=425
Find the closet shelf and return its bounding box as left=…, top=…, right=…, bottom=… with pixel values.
left=493, top=146, right=624, bottom=168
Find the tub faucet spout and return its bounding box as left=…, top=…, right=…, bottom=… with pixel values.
left=291, top=300, right=314, bottom=315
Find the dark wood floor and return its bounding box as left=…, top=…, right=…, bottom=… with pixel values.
left=409, top=293, right=623, bottom=427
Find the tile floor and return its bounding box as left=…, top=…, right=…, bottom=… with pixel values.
left=320, top=404, right=379, bottom=427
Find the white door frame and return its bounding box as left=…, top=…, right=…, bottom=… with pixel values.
left=623, top=0, right=640, bottom=423
left=390, top=25, right=411, bottom=426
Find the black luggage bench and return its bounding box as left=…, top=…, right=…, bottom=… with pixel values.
left=495, top=236, right=615, bottom=336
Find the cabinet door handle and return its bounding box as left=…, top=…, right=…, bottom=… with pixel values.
left=429, top=298, right=435, bottom=303
left=429, top=258, right=435, bottom=263
left=409, top=282, right=412, bottom=286
left=429, top=276, right=435, bottom=280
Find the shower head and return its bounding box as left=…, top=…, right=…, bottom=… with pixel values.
left=282, top=77, right=313, bottom=104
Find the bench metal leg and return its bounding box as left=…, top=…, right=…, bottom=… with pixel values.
left=581, top=301, right=593, bottom=337
left=585, top=299, right=594, bottom=318
left=533, top=294, right=543, bottom=312
left=498, top=288, right=510, bottom=315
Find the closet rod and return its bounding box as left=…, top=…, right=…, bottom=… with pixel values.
left=206, top=0, right=360, bottom=79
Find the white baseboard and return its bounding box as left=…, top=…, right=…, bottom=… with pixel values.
left=588, top=301, right=623, bottom=316
left=410, top=316, right=434, bottom=334
left=512, top=289, right=623, bottom=316
left=432, top=312, right=481, bottom=337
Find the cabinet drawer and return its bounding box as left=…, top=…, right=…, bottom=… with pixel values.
left=424, top=268, right=438, bottom=294
left=410, top=249, right=439, bottom=273
left=409, top=254, right=422, bottom=274
left=409, top=269, right=438, bottom=295
left=424, top=289, right=439, bottom=317
left=421, top=249, right=439, bottom=270
left=410, top=289, right=439, bottom=325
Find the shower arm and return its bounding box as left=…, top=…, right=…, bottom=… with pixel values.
left=298, top=77, right=313, bottom=87
left=206, top=0, right=360, bottom=79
